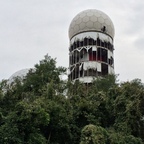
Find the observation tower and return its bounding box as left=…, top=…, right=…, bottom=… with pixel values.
left=68, top=9, right=115, bottom=83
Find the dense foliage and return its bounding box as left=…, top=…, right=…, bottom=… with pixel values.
left=0, top=55, right=144, bottom=144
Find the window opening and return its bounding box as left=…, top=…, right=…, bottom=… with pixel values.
left=97, top=38, right=100, bottom=46
left=101, top=63, right=108, bottom=75
left=73, top=42, right=76, bottom=50
left=80, top=41, right=84, bottom=47
left=77, top=40, right=80, bottom=48
left=101, top=49, right=107, bottom=63
left=88, top=38, right=94, bottom=45
left=84, top=38, right=88, bottom=46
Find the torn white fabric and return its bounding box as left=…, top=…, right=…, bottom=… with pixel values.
left=92, top=46, right=97, bottom=51
left=79, top=63, right=83, bottom=71
left=71, top=32, right=113, bottom=44
left=108, top=50, right=113, bottom=59
left=83, top=61, right=101, bottom=72
left=73, top=76, right=96, bottom=83
left=108, top=65, right=114, bottom=74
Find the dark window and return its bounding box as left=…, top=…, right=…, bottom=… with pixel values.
left=80, top=41, right=84, bottom=47
left=97, top=48, right=108, bottom=63
left=88, top=38, right=94, bottom=45
left=84, top=38, right=88, bottom=46
left=77, top=40, right=80, bottom=48
left=73, top=42, right=76, bottom=50
left=101, top=41, right=104, bottom=47
left=101, top=49, right=107, bottom=63
left=105, top=41, right=108, bottom=48
left=97, top=38, right=100, bottom=46
left=101, top=63, right=108, bottom=75
left=88, top=69, right=97, bottom=76
left=89, top=51, right=96, bottom=61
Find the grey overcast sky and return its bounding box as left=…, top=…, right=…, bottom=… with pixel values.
left=0, top=0, right=144, bottom=82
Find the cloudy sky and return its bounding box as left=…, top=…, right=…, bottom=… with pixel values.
left=0, top=0, right=144, bottom=82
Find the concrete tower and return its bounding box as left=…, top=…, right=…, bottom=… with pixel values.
left=68, top=9, right=115, bottom=83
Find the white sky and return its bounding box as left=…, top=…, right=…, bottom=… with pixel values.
left=0, top=0, right=144, bottom=82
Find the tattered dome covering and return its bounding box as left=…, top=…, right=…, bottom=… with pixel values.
left=69, top=9, right=115, bottom=40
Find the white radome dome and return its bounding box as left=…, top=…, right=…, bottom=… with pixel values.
left=69, top=9, right=115, bottom=40
left=7, top=68, right=30, bottom=85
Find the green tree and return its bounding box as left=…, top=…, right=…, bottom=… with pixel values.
left=23, top=54, right=66, bottom=95
left=0, top=55, right=144, bottom=143
left=0, top=97, right=49, bottom=144
left=113, top=79, right=144, bottom=139
left=80, top=124, right=108, bottom=144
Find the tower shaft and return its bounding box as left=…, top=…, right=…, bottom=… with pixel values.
left=68, top=32, right=114, bottom=83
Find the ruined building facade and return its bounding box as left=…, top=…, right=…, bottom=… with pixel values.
left=68, top=9, right=115, bottom=83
